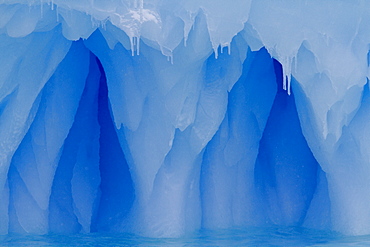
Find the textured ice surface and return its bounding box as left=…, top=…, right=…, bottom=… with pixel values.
left=0, top=0, right=370, bottom=238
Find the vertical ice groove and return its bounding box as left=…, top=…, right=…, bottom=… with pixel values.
left=323, top=85, right=370, bottom=235
left=70, top=55, right=101, bottom=234
left=293, top=45, right=368, bottom=235
left=49, top=51, right=101, bottom=234
left=8, top=40, right=90, bottom=234
left=201, top=47, right=277, bottom=229
left=0, top=27, right=71, bottom=233
left=93, top=58, right=135, bottom=232
left=254, top=62, right=320, bottom=226
left=128, top=29, right=250, bottom=237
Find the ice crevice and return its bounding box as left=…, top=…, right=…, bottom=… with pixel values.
left=0, top=0, right=370, bottom=238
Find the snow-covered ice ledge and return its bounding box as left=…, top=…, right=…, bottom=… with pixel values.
left=0, top=0, right=370, bottom=237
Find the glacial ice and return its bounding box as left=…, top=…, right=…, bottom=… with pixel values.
left=0, top=0, right=370, bottom=238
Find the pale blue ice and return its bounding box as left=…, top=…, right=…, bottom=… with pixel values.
left=0, top=0, right=370, bottom=242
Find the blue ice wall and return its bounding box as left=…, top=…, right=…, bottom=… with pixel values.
left=1, top=0, right=370, bottom=238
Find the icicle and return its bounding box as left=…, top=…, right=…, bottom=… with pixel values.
left=214, top=45, right=219, bottom=59
left=213, top=43, right=231, bottom=59
left=166, top=54, right=173, bottom=64
left=56, top=5, right=59, bottom=22
left=286, top=74, right=291, bottom=95
left=220, top=43, right=231, bottom=56
left=281, top=56, right=292, bottom=95
left=184, top=27, right=189, bottom=47
left=128, top=36, right=141, bottom=56
left=100, top=19, right=106, bottom=30
left=130, top=36, right=135, bottom=56
left=136, top=36, right=140, bottom=55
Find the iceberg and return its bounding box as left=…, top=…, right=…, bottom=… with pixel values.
left=0, top=0, right=370, bottom=238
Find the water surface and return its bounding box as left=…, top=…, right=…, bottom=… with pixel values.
left=1, top=227, right=369, bottom=246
